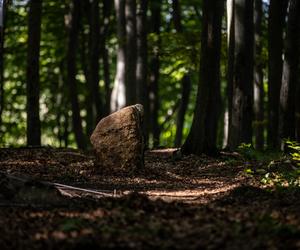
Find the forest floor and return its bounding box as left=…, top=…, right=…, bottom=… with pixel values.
left=0, top=147, right=300, bottom=249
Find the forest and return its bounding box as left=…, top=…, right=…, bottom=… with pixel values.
left=0, top=0, right=300, bottom=249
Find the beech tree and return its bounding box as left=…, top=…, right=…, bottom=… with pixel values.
left=26, top=0, right=42, bottom=146
left=0, top=0, right=7, bottom=130
left=136, top=0, right=150, bottom=144
left=66, top=0, right=87, bottom=149
left=111, top=0, right=126, bottom=112
left=267, top=0, right=288, bottom=149
left=125, top=0, right=137, bottom=105
left=149, top=0, right=161, bottom=147
left=172, top=0, right=192, bottom=148
left=182, top=0, right=223, bottom=155
left=253, top=0, right=264, bottom=150
left=279, top=0, right=300, bottom=149
left=228, top=0, right=254, bottom=149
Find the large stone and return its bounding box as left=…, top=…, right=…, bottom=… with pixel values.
left=90, top=104, right=144, bottom=172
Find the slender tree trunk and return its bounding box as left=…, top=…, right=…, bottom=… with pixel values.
left=66, top=0, right=87, bottom=149
left=172, top=0, right=182, bottom=32
left=172, top=0, right=192, bottom=147
left=279, top=0, right=300, bottom=149
left=225, top=0, right=234, bottom=149
left=175, top=74, right=191, bottom=147
left=79, top=26, right=93, bottom=136
left=125, top=0, right=137, bottom=105
left=88, top=0, right=102, bottom=126
left=26, top=0, right=42, bottom=146
left=149, top=0, right=161, bottom=147
left=102, top=0, right=112, bottom=115
left=267, top=0, right=288, bottom=149
left=182, top=0, right=223, bottom=156
left=228, top=0, right=254, bottom=149
left=253, top=0, right=264, bottom=150
left=0, top=0, right=6, bottom=132
left=136, top=0, right=150, bottom=145
left=111, top=0, right=126, bottom=112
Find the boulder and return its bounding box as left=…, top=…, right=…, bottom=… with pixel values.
left=90, top=104, right=144, bottom=172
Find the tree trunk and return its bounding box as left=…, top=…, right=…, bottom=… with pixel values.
left=102, top=0, right=112, bottom=116
left=279, top=0, right=300, bottom=149
left=125, top=0, right=137, bottom=105
left=66, top=0, right=87, bottom=149
left=87, top=0, right=102, bottom=127
left=225, top=0, right=234, bottom=149
left=175, top=74, right=191, bottom=147
left=0, top=0, right=5, bottom=130
left=136, top=0, right=150, bottom=145
left=172, top=0, right=191, bottom=148
left=182, top=0, right=223, bottom=156
left=228, top=0, right=254, bottom=150
left=149, top=0, right=161, bottom=147
left=267, top=0, right=288, bottom=149
left=111, top=0, right=126, bottom=112
left=26, top=0, right=42, bottom=146
left=253, top=0, right=264, bottom=150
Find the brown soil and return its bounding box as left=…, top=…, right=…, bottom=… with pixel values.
left=0, top=147, right=300, bottom=250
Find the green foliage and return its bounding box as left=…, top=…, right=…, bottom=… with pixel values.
left=237, top=143, right=258, bottom=160
left=243, top=142, right=300, bottom=189
left=286, top=141, right=300, bottom=166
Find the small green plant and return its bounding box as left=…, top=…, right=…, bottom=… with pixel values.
left=286, top=140, right=300, bottom=166
left=237, top=143, right=258, bottom=160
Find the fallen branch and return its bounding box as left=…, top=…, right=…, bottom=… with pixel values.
left=0, top=171, right=123, bottom=205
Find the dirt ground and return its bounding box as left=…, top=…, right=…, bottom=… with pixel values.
left=0, top=147, right=300, bottom=249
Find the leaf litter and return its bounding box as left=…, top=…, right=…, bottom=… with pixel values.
left=0, top=147, right=300, bottom=249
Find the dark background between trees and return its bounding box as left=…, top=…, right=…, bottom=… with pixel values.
left=0, top=0, right=299, bottom=154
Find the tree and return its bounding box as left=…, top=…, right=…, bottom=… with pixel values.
left=125, top=0, right=137, bottom=105
left=253, top=0, right=264, bottom=150
left=66, top=0, right=87, bottom=149
left=182, top=0, right=224, bottom=155
left=111, top=0, right=126, bottom=112
left=172, top=0, right=192, bottom=148
left=0, top=0, right=7, bottom=132
left=87, top=0, right=102, bottom=130
left=26, top=0, right=42, bottom=146
left=267, top=0, right=288, bottom=149
left=136, top=0, right=150, bottom=144
left=149, top=0, right=161, bottom=147
left=101, top=0, right=113, bottom=115
left=279, top=0, right=300, bottom=149
left=228, top=0, right=254, bottom=149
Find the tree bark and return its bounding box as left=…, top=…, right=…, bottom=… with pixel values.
left=225, top=0, right=234, bottom=149
left=136, top=0, right=150, bottom=145
left=279, top=0, right=300, bottom=149
left=66, top=0, right=87, bottom=149
left=172, top=0, right=191, bottom=148
left=253, top=0, right=264, bottom=150
left=228, top=0, right=254, bottom=149
left=125, top=0, right=137, bottom=105
left=87, top=0, right=102, bottom=128
left=0, top=0, right=7, bottom=133
left=175, top=74, right=191, bottom=147
left=149, top=0, right=161, bottom=147
left=267, top=0, right=288, bottom=149
left=26, top=0, right=42, bottom=146
left=111, top=0, right=126, bottom=112
left=102, top=0, right=112, bottom=116
left=182, top=0, right=223, bottom=156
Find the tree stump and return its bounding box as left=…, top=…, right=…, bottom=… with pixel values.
left=90, top=104, right=144, bottom=172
